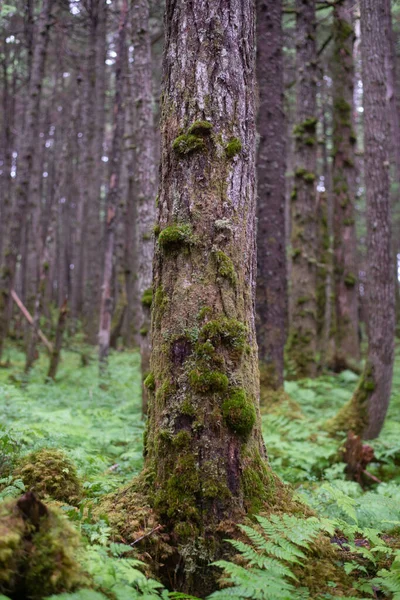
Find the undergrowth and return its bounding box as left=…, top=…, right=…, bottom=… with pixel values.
left=0, top=343, right=399, bottom=599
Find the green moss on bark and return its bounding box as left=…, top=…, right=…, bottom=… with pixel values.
left=213, top=250, right=237, bottom=284
left=221, top=388, right=256, bottom=438
left=225, top=138, right=242, bottom=158
left=141, top=288, right=153, bottom=307
left=158, top=224, right=193, bottom=252
left=172, top=134, right=205, bottom=155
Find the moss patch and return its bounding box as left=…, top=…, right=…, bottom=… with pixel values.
left=225, top=138, right=242, bottom=159
left=221, top=388, right=256, bottom=438
left=213, top=250, right=237, bottom=285
left=172, top=134, right=205, bottom=155
left=187, top=120, right=213, bottom=135
left=158, top=224, right=193, bottom=252
left=189, top=368, right=229, bottom=394
left=141, top=288, right=153, bottom=307
left=13, top=449, right=82, bottom=506
left=0, top=493, right=89, bottom=598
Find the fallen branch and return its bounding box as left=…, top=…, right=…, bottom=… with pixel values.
left=130, top=525, right=162, bottom=546
left=11, top=289, right=53, bottom=353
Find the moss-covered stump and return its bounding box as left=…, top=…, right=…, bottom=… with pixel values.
left=259, top=386, right=303, bottom=420
left=13, top=448, right=82, bottom=506
left=324, top=366, right=374, bottom=438
left=0, top=492, right=89, bottom=599
left=96, top=469, right=310, bottom=596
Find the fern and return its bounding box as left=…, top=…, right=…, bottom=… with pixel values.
left=372, top=550, right=400, bottom=599
left=209, top=514, right=328, bottom=599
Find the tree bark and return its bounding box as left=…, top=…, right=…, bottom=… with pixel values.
left=140, top=0, right=278, bottom=592
left=286, top=0, right=318, bottom=379
left=98, top=0, right=128, bottom=370
left=327, top=0, right=395, bottom=440
left=255, top=0, right=287, bottom=397
left=47, top=299, right=68, bottom=380
left=331, top=0, right=360, bottom=371
left=0, top=0, right=53, bottom=360
left=131, top=0, right=157, bottom=412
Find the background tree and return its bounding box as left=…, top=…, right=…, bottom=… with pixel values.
left=256, top=0, right=287, bottom=401
left=327, top=0, right=395, bottom=440
left=331, top=0, right=360, bottom=371
left=286, top=0, right=318, bottom=379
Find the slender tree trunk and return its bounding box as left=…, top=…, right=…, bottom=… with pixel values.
left=47, top=299, right=68, bottom=380
left=0, top=0, right=53, bottom=360
left=98, top=0, right=128, bottom=370
left=331, top=0, right=360, bottom=371
left=327, top=0, right=395, bottom=440
left=255, top=0, right=287, bottom=398
left=286, top=0, right=318, bottom=379
left=384, top=0, right=400, bottom=183
left=131, top=0, right=157, bottom=412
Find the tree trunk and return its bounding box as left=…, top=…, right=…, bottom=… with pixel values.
left=131, top=0, right=157, bottom=412
left=286, top=0, right=318, bottom=379
left=136, top=0, right=281, bottom=592
left=98, top=0, right=128, bottom=370
left=255, top=0, right=287, bottom=398
left=47, top=300, right=68, bottom=380
left=0, top=0, right=53, bottom=360
left=331, top=0, right=360, bottom=371
left=327, top=0, right=395, bottom=440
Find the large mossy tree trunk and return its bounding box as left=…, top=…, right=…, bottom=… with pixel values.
left=131, top=0, right=157, bottom=413
left=143, top=0, right=277, bottom=592
left=327, top=0, right=395, bottom=440
left=331, top=0, right=360, bottom=372
left=255, top=0, right=287, bottom=400
left=0, top=0, right=53, bottom=361
left=286, top=0, right=318, bottom=380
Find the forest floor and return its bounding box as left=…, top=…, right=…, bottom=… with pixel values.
left=1, top=342, right=400, bottom=599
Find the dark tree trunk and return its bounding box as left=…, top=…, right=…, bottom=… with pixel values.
left=0, top=0, right=53, bottom=360
left=98, top=0, right=128, bottom=369
left=327, top=0, right=395, bottom=440
left=286, top=0, right=318, bottom=379
left=331, top=0, right=360, bottom=371
left=130, top=0, right=157, bottom=412
left=255, top=0, right=287, bottom=398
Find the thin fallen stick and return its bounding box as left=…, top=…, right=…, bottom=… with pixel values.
left=11, top=289, right=53, bottom=353
left=130, top=525, right=162, bottom=546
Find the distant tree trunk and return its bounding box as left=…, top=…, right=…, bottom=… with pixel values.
left=255, top=0, right=287, bottom=400
left=384, top=0, right=400, bottom=183
left=331, top=0, right=360, bottom=371
left=327, top=0, right=395, bottom=440
left=286, top=0, right=318, bottom=379
left=47, top=299, right=68, bottom=380
left=0, top=0, right=53, bottom=361
left=98, top=0, right=128, bottom=370
left=131, top=0, right=157, bottom=412
left=81, top=0, right=107, bottom=343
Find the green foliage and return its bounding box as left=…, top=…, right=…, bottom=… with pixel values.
left=209, top=514, right=327, bottom=599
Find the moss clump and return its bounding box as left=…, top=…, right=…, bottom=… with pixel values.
left=187, top=120, right=213, bottom=135
left=14, top=449, right=82, bottom=506
left=0, top=493, right=89, bottom=598
left=293, top=117, right=318, bottom=147
left=200, top=317, right=247, bottom=354
left=144, top=372, right=155, bottom=391
left=141, top=288, right=153, bottom=307
left=221, top=388, right=256, bottom=438
left=172, top=134, right=205, bottom=155
left=213, top=250, right=237, bottom=285
left=225, top=137, right=242, bottom=159
left=189, top=369, right=229, bottom=394
left=158, top=224, right=193, bottom=252
left=291, top=187, right=297, bottom=201
left=154, top=454, right=200, bottom=523
left=344, top=272, right=356, bottom=287
left=181, top=399, right=195, bottom=416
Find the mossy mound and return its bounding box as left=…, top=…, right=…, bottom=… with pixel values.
left=293, top=533, right=360, bottom=598
left=0, top=492, right=89, bottom=599
left=14, top=448, right=82, bottom=506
